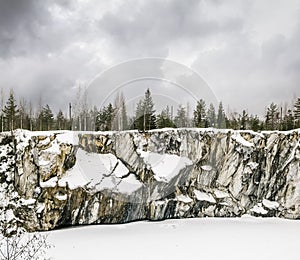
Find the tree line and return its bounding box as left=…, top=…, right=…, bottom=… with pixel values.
left=1, top=87, right=300, bottom=132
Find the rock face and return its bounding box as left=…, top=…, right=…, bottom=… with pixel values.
left=1, top=128, right=300, bottom=231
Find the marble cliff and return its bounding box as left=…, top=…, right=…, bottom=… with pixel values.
left=0, top=128, right=300, bottom=231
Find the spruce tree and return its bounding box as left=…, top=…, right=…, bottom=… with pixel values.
left=249, top=114, right=261, bottom=131
left=217, top=102, right=226, bottom=129
left=40, top=104, right=54, bottom=131
left=240, top=110, right=248, bottom=130
left=294, top=98, right=300, bottom=128
left=282, top=109, right=294, bottom=130
left=207, top=103, right=216, bottom=127
left=56, top=110, right=65, bottom=130
left=96, top=103, right=115, bottom=131
left=3, top=90, right=19, bottom=131
left=193, top=99, right=206, bottom=128
left=133, top=100, right=144, bottom=130
left=133, top=89, right=156, bottom=131
left=157, top=106, right=175, bottom=128
left=106, top=103, right=114, bottom=130
left=175, top=105, right=187, bottom=128
left=143, top=88, right=156, bottom=130
left=265, top=102, right=279, bottom=130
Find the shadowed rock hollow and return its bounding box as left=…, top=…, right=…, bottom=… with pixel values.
left=1, top=128, right=300, bottom=231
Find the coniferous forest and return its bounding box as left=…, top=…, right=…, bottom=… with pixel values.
left=1, top=87, right=300, bottom=132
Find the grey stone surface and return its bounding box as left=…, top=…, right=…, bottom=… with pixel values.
left=1, top=128, right=300, bottom=231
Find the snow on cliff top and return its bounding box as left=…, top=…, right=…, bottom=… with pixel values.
left=58, top=148, right=142, bottom=194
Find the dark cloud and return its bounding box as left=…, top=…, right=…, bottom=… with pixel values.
left=0, top=0, right=299, bottom=116
left=0, top=0, right=50, bottom=58
left=98, top=0, right=244, bottom=58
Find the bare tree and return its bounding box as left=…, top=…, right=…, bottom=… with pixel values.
left=0, top=227, right=51, bottom=260
left=19, top=98, right=27, bottom=130
left=112, top=92, right=128, bottom=131
left=0, top=176, right=52, bottom=260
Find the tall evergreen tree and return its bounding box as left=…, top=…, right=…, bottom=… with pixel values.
left=56, top=110, right=65, bottom=130
left=133, top=89, right=156, bottom=131
left=96, top=103, right=115, bottom=131
left=40, top=104, right=54, bottom=131
left=227, top=112, right=239, bottom=129
left=175, top=105, right=187, bottom=128
left=3, top=90, right=19, bottom=131
left=294, top=98, right=300, bottom=128
left=207, top=103, right=216, bottom=127
left=240, top=110, right=248, bottom=130
left=249, top=114, right=262, bottom=131
left=265, top=102, right=279, bottom=130
left=217, top=102, right=226, bottom=129
left=193, top=99, right=207, bottom=128
left=133, top=100, right=144, bottom=130
left=282, top=109, right=294, bottom=130
left=157, top=106, right=175, bottom=128
left=143, top=88, right=156, bottom=130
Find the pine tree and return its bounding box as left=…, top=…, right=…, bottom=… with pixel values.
left=96, top=103, right=115, bottom=131
left=40, top=104, right=54, bottom=131
left=133, top=100, right=144, bottom=130
left=143, top=88, right=156, bottom=130
left=227, top=112, right=239, bottom=129
left=266, top=102, right=279, bottom=130
left=56, top=110, right=65, bottom=130
left=106, top=103, right=114, bottom=130
left=207, top=103, right=216, bottom=127
left=217, top=102, right=226, bottom=129
left=193, top=99, right=207, bottom=128
left=282, top=109, right=294, bottom=130
left=157, top=106, right=175, bottom=128
left=294, top=98, right=300, bottom=128
left=133, top=89, right=156, bottom=131
left=175, top=105, right=187, bottom=128
left=240, top=110, right=248, bottom=130
left=249, top=114, right=261, bottom=131
left=3, top=90, right=19, bottom=131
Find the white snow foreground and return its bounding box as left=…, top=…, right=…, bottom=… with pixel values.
left=47, top=217, right=300, bottom=260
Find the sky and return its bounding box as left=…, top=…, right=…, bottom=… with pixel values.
left=0, top=0, right=300, bottom=116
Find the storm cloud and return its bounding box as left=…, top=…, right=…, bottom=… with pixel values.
left=0, top=0, right=299, bottom=115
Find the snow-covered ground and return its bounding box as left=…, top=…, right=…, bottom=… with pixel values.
left=47, top=216, right=300, bottom=260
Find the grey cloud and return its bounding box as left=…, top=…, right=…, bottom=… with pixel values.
left=98, top=0, right=244, bottom=58
left=0, top=0, right=299, bottom=117
left=0, top=0, right=50, bottom=58
left=0, top=0, right=78, bottom=59
left=193, top=20, right=300, bottom=116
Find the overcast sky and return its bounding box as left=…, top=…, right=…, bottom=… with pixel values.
left=0, top=0, right=300, bottom=116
